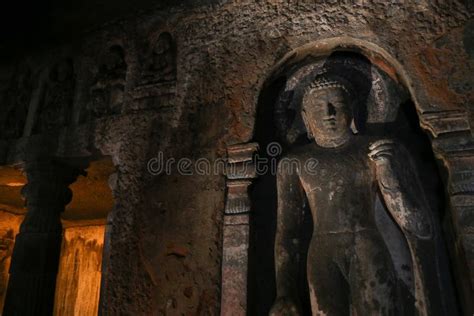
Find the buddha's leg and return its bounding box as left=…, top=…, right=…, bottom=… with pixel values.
left=349, top=231, right=398, bottom=316
left=307, top=238, right=350, bottom=316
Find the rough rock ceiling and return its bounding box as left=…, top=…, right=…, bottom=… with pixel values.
left=0, top=0, right=220, bottom=59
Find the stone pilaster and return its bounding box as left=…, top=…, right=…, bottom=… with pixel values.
left=3, top=159, right=82, bottom=316
left=423, top=109, right=474, bottom=314
left=220, top=143, right=258, bottom=316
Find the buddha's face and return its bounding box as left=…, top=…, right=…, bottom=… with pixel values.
left=302, top=87, right=352, bottom=146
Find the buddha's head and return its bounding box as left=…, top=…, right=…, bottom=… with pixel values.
left=302, top=75, right=355, bottom=148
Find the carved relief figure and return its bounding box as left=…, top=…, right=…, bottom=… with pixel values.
left=1, top=67, right=32, bottom=139
left=35, top=59, right=75, bottom=133
left=88, top=45, right=127, bottom=117
left=270, top=74, right=446, bottom=315
left=140, top=32, right=176, bottom=85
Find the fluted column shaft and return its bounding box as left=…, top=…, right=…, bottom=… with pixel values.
left=4, top=160, right=81, bottom=316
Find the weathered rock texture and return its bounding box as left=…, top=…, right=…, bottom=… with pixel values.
left=0, top=1, right=472, bottom=315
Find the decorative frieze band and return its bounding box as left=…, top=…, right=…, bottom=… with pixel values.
left=420, top=109, right=471, bottom=137
left=224, top=142, right=258, bottom=215
left=450, top=195, right=474, bottom=234
left=446, top=155, right=474, bottom=195
left=224, top=180, right=253, bottom=215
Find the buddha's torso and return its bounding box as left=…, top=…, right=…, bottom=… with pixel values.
left=294, top=137, right=378, bottom=235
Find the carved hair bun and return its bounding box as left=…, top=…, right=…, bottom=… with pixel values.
left=304, top=74, right=354, bottom=97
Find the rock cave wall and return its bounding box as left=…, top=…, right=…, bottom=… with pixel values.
left=0, top=1, right=472, bottom=315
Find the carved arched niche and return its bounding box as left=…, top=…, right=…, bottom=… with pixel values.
left=249, top=42, right=461, bottom=315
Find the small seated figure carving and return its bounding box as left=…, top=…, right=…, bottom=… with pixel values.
left=2, top=69, right=32, bottom=139
left=141, top=32, right=176, bottom=85
left=89, top=45, right=127, bottom=117
left=270, top=74, right=442, bottom=315
left=36, top=59, right=74, bottom=133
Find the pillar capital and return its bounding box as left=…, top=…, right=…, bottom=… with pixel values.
left=4, top=158, right=84, bottom=315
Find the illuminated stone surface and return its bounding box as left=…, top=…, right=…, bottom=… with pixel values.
left=0, top=211, right=23, bottom=313
left=54, top=225, right=105, bottom=316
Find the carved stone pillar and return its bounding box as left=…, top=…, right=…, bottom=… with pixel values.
left=422, top=109, right=474, bottom=314
left=221, top=143, right=258, bottom=316
left=3, top=160, right=82, bottom=315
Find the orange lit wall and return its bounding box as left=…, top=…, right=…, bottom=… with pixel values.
left=0, top=211, right=23, bottom=312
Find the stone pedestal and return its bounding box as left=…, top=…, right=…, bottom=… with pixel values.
left=3, top=160, right=81, bottom=315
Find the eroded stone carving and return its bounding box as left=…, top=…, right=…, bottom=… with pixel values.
left=141, top=32, right=176, bottom=85
left=34, top=59, right=75, bottom=133
left=88, top=45, right=127, bottom=117
left=1, top=67, right=33, bottom=139
left=132, top=32, right=177, bottom=106
left=274, top=53, right=409, bottom=146
left=270, top=74, right=451, bottom=315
